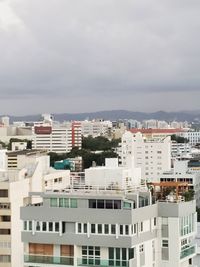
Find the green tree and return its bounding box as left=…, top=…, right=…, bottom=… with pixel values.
left=171, top=134, right=188, bottom=143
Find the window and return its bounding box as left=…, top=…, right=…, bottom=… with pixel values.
left=70, top=199, right=77, bottom=208
left=59, top=198, right=69, bottom=208
left=162, top=240, right=169, bottom=248
left=29, top=221, right=32, bottom=231
left=125, top=225, right=129, bottom=235
left=97, top=200, right=105, bottom=209
left=0, top=190, right=8, bottom=198
left=104, top=224, right=109, bottom=234
left=154, top=218, right=157, bottom=226
left=0, top=229, right=10, bottom=235
left=139, top=244, right=144, bottom=253
left=49, top=222, right=53, bottom=232
left=0, top=255, right=11, bottom=262
left=50, top=198, right=57, bottom=207
left=91, top=224, right=96, bottom=234
left=82, top=246, right=100, bottom=265
left=120, top=225, right=123, bottom=235
left=78, top=223, right=82, bottom=233
left=89, top=199, right=121, bottom=209
left=123, top=201, right=131, bottom=209
left=81, top=223, right=86, bottom=234
left=24, top=221, right=27, bottom=231
left=36, top=222, right=40, bottom=231
left=111, top=225, right=116, bottom=235
left=55, top=222, right=59, bottom=232
left=98, top=224, right=102, bottom=234
left=42, top=222, right=47, bottom=231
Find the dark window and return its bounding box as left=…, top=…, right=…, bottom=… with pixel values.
left=91, top=224, right=96, bottom=233
left=89, top=199, right=96, bottom=208
left=114, top=200, right=121, bottom=209
left=0, top=190, right=8, bottom=198
left=129, top=248, right=134, bottom=259
left=97, top=200, right=105, bottom=209
left=104, top=224, right=109, bottom=234
left=0, top=229, right=10, bottom=235
left=105, top=200, right=113, bottom=209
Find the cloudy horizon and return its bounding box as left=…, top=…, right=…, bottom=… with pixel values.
left=0, top=0, right=200, bottom=115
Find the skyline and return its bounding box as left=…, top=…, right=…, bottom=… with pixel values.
left=0, top=0, right=200, bottom=115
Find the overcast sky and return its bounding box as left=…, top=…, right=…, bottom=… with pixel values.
left=0, top=0, right=200, bottom=115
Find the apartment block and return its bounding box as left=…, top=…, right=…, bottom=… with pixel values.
left=32, top=122, right=82, bottom=154
left=21, top=186, right=197, bottom=267
left=119, top=131, right=171, bottom=182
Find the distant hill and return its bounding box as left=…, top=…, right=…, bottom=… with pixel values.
left=5, top=110, right=200, bottom=123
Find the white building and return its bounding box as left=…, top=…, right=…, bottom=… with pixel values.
left=21, top=185, right=197, bottom=267
left=0, top=149, right=73, bottom=267
left=32, top=121, right=82, bottom=154
left=85, top=158, right=141, bottom=189
left=119, top=131, right=171, bottom=182
left=180, top=131, right=200, bottom=146
left=81, top=120, right=112, bottom=138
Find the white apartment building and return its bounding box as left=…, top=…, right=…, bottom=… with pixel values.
left=81, top=120, right=112, bottom=138
left=179, top=131, right=200, bottom=146
left=119, top=131, right=171, bottom=182
left=85, top=158, right=141, bottom=189
left=32, top=121, right=82, bottom=154
left=0, top=149, right=72, bottom=267
left=21, top=185, right=197, bottom=267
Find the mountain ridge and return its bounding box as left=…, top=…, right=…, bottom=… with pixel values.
left=3, top=110, right=200, bottom=123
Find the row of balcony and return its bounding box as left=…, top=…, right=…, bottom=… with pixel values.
left=24, top=254, right=129, bottom=266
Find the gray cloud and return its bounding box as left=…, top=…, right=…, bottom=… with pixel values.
left=0, top=0, right=199, bottom=114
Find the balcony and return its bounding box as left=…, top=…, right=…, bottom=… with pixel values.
left=180, top=245, right=196, bottom=259
left=77, top=258, right=129, bottom=267
left=24, top=254, right=74, bottom=265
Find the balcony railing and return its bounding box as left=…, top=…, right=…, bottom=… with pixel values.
left=24, top=254, right=74, bottom=265
left=180, top=245, right=196, bottom=259
left=77, top=258, right=129, bottom=267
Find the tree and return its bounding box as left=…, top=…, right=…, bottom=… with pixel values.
left=171, top=135, right=188, bottom=143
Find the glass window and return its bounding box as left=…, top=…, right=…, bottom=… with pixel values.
left=120, top=225, right=123, bottom=235
left=105, top=200, right=113, bottom=209
left=111, top=225, right=116, bottom=234
left=24, top=221, right=27, bottom=231
left=70, top=199, right=77, bottom=208
left=114, top=200, right=121, bottom=209
left=55, top=222, right=59, bottom=232
left=78, top=223, right=82, bottom=233
left=50, top=198, right=57, bottom=207
left=104, top=224, right=109, bottom=234
left=129, top=248, right=134, bottom=259
left=91, top=224, right=96, bottom=234
left=123, top=201, right=131, bottom=209
left=98, top=224, right=102, bottom=234
left=42, top=222, right=47, bottom=231
left=49, top=222, right=53, bottom=232
left=97, top=200, right=104, bottom=209
left=36, top=221, right=40, bottom=231
left=83, top=223, right=87, bottom=233
left=125, top=225, right=129, bottom=235
left=89, top=199, right=96, bottom=208
left=29, top=221, right=32, bottom=231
